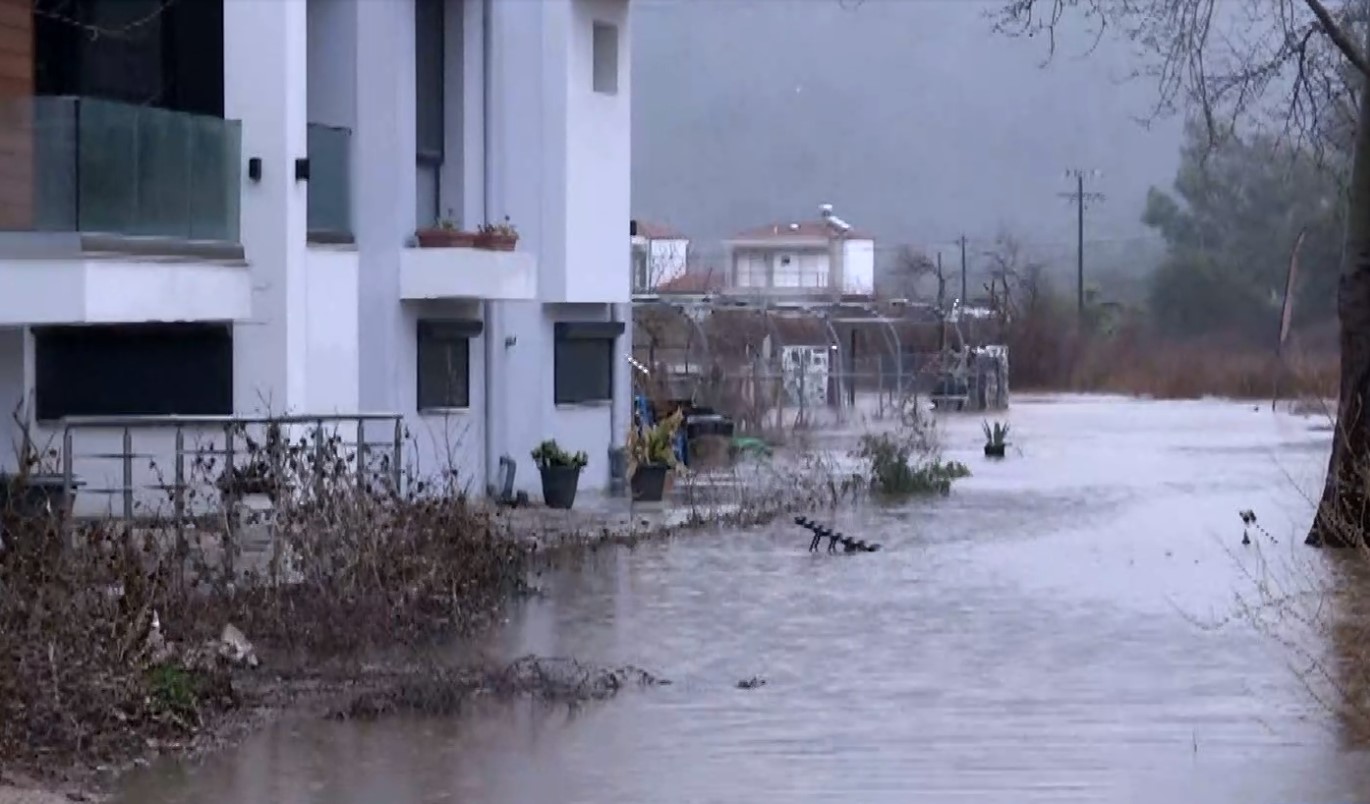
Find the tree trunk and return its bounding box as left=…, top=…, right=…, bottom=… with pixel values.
left=1308, top=50, right=1370, bottom=548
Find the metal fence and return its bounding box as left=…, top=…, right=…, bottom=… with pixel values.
left=57, top=413, right=404, bottom=529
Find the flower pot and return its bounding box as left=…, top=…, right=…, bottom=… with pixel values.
left=416, top=228, right=478, bottom=248
left=983, top=443, right=1007, bottom=458
left=539, top=465, right=582, bottom=510
left=475, top=232, right=518, bottom=252
left=630, top=463, right=669, bottom=502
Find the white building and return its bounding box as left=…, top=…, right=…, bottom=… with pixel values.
left=0, top=0, right=632, bottom=512
left=726, top=205, right=875, bottom=300
left=630, top=219, right=688, bottom=294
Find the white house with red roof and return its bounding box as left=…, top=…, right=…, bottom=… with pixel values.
left=725, top=204, right=874, bottom=300
left=630, top=219, right=689, bottom=293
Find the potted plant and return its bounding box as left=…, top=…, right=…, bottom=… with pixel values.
left=531, top=439, right=588, bottom=510
left=982, top=420, right=1010, bottom=458
left=628, top=408, right=684, bottom=503
left=475, top=216, right=519, bottom=251
left=415, top=210, right=478, bottom=248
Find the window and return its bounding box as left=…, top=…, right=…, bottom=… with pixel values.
left=735, top=253, right=767, bottom=287
left=35, top=0, right=225, bottom=117
left=773, top=252, right=801, bottom=287
left=592, top=21, right=619, bottom=95
left=633, top=248, right=650, bottom=292
left=553, top=321, right=623, bottom=404
left=417, top=320, right=480, bottom=410
left=34, top=323, right=233, bottom=420
left=415, top=0, right=445, bottom=227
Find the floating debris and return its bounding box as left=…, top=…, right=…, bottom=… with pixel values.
left=793, top=516, right=881, bottom=554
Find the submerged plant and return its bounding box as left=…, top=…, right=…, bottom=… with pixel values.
left=627, top=408, right=684, bottom=474
left=853, top=430, right=970, bottom=497
left=982, top=420, right=1010, bottom=448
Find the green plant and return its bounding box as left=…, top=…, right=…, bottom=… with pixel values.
left=478, top=215, right=518, bottom=238
left=853, top=431, right=970, bottom=497
left=531, top=440, right=587, bottom=471
left=982, top=420, right=1010, bottom=447
left=628, top=409, right=684, bottom=473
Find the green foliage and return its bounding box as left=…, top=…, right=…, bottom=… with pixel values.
left=982, top=420, right=1010, bottom=447
left=854, top=432, right=970, bottom=497
left=531, top=440, right=588, bottom=471
left=1143, top=121, right=1342, bottom=341
left=146, top=663, right=203, bottom=721
left=628, top=409, right=683, bottom=471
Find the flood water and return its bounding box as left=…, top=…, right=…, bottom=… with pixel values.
left=116, top=395, right=1370, bottom=803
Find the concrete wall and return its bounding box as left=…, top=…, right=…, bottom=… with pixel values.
left=563, top=0, right=630, bottom=304
left=648, top=237, right=687, bottom=287
left=226, top=0, right=311, bottom=413
left=842, top=238, right=875, bottom=295
left=303, top=246, right=360, bottom=412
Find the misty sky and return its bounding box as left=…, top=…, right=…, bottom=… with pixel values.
left=630, top=0, right=1185, bottom=263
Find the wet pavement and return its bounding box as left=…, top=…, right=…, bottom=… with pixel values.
left=115, top=395, right=1370, bottom=803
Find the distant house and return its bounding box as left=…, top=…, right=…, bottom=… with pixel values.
left=631, top=220, right=689, bottom=293
left=724, top=205, right=875, bottom=300
left=656, top=270, right=724, bottom=295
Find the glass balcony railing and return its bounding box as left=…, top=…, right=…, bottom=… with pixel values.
left=307, top=123, right=352, bottom=240
left=0, top=96, right=242, bottom=242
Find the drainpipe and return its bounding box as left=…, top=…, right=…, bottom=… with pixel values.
left=480, top=0, right=500, bottom=495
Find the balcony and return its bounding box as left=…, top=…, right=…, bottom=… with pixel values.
left=0, top=96, right=250, bottom=325
left=399, top=247, right=537, bottom=302
left=307, top=123, right=353, bottom=243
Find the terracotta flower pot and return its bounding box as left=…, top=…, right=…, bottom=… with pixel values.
left=475, top=232, right=518, bottom=252
left=416, top=228, right=478, bottom=248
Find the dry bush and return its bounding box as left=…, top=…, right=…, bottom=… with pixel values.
left=0, top=428, right=528, bottom=772
left=1006, top=308, right=1338, bottom=401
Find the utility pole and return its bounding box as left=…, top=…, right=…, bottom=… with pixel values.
left=958, top=235, right=968, bottom=306
left=1060, top=169, right=1105, bottom=320
left=936, top=251, right=946, bottom=354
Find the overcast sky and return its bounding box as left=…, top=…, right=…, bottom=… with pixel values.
left=630, top=0, right=1184, bottom=261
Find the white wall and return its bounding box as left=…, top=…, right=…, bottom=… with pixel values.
left=304, top=247, right=360, bottom=412
left=842, top=238, right=875, bottom=295
left=648, top=237, right=687, bottom=287
left=226, top=0, right=311, bottom=413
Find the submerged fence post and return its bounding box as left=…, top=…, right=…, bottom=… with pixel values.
left=313, top=418, right=325, bottom=498
left=173, top=426, right=186, bottom=553
left=391, top=417, right=403, bottom=492
left=224, top=423, right=236, bottom=576
left=121, top=427, right=133, bottom=523
left=61, top=425, right=74, bottom=546
left=356, top=419, right=368, bottom=487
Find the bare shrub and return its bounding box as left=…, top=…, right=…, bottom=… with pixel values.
left=0, top=427, right=528, bottom=772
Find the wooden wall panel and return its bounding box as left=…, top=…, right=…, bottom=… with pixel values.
left=0, top=0, right=32, bottom=230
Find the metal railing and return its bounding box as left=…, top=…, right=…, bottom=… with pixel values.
left=59, top=413, right=404, bottom=529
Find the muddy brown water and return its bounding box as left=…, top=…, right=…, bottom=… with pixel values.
left=115, top=395, right=1370, bottom=803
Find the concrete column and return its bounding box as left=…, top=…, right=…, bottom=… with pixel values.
left=353, top=0, right=418, bottom=411
left=611, top=301, right=631, bottom=447
left=226, top=0, right=311, bottom=413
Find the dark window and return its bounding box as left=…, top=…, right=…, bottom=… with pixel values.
left=417, top=320, right=480, bottom=410
left=35, top=0, right=225, bottom=117
left=591, top=21, right=619, bottom=95
left=415, top=0, right=445, bottom=227
left=34, top=323, right=233, bottom=420
left=553, top=321, right=623, bottom=404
